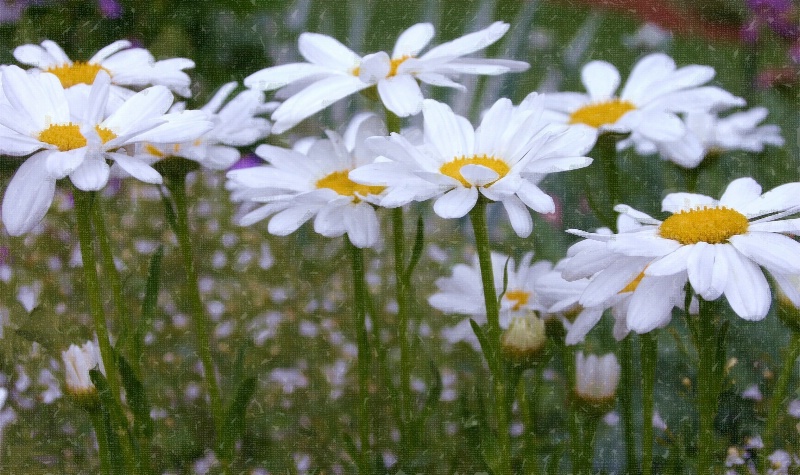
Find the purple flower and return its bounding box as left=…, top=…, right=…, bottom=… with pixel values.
left=98, top=0, right=122, bottom=19
left=746, top=0, right=800, bottom=39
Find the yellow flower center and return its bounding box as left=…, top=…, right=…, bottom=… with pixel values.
left=504, top=289, right=531, bottom=311
left=44, top=62, right=110, bottom=88
left=352, top=55, right=412, bottom=78
left=316, top=170, right=385, bottom=201
left=568, top=99, right=636, bottom=128
left=659, top=206, right=749, bottom=245
left=439, top=154, right=510, bottom=188
left=37, top=123, right=117, bottom=151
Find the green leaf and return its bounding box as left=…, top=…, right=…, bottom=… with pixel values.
left=219, top=376, right=257, bottom=459
left=159, top=188, right=179, bottom=235
left=134, top=246, right=163, bottom=361
left=90, top=368, right=125, bottom=474
left=469, top=319, right=497, bottom=376
left=118, top=356, right=154, bottom=438
left=497, top=256, right=511, bottom=305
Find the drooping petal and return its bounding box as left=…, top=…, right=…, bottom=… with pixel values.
left=2, top=152, right=56, bottom=236
left=378, top=74, right=424, bottom=117
left=433, top=186, right=478, bottom=219
left=721, top=245, right=771, bottom=320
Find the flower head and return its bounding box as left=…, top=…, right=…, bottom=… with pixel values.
left=542, top=53, right=744, bottom=146
left=14, top=39, right=195, bottom=101
left=226, top=113, right=387, bottom=248
left=350, top=96, right=594, bottom=237
left=139, top=82, right=275, bottom=170
left=564, top=177, right=800, bottom=331
left=574, top=351, right=621, bottom=406
left=245, top=22, right=528, bottom=133
left=0, top=66, right=212, bottom=235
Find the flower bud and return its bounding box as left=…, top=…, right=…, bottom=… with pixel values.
left=501, top=313, right=546, bottom=364
left=574, top=351, right=620, bottom=413
left=62, top=340, right=104, bottom=404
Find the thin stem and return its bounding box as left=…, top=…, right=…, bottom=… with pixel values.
left=88, top=409, right=113, bottom=475
left=384, top=108, right=415, bottom=457
left=91, top=201, right=132, bottom=369
left=73, top=190, right=135, bottom=474
left=468, top=196, right=511, bottom=475
left=520, top=369, right=541, bottom=475
left=618, top=335, right=637, bottom=475
left=696, top=298, right=718, bottom=475
left=579, top=413, right=601, bottom=475
left=640, top=332, right=658, bottom=475
left=347, top=238, right=372, bottom=474
left=763, top=331, right=800, bottom=457
left=164, top=177, right=226, bottom=470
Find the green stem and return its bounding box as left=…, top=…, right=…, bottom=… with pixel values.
left=618, top=335, right=637, bottom=475
left=521, top=368, right=542, bottom=475
left=579, top=413, right=601, bottom=475
left=640, top=332, right=658, bottom=475
left=696, top=298, right=718, bottom=475
left=163, top=176, right=226, bottom=470
left=88, top=409, right=113, bottom=475
left=73, top=190, right=135, bottom=474
left=468, top=196, right=511, bottom=475
left=91, top=201, right=132, bottom=369
left=347, top=239, right=372, bottom=474
left=384, top=108, right=415, bottom=458
left=763, top=331, right=800, bottom=458
left=391, top=208, right=413, bottom=451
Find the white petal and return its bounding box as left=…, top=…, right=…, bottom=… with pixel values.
left=720, top=245, right=771, bottom=320
left=729, top=232, right=800, bottom=275
left=416, top=72, right=467, bottom=90
left=343, top=203, right=380, bottom=248
left=739, top=182, right=800, bottom=218
left=109, top=152, right=162, bottom=184
left=516, top=181, right=554, bottom=213
left=358, top=52, right=391, bottom=83
left=501, top=196, right=533, bottom=237
left=2, top=152, right=55, bottom=236
left=645, top=245, right=693, bottom=276
left=629, top=111, right=685, bottom=142
left=433, top=186, right=478, bottom=219
left=103, top=85, right=173, bottom=135
left=581, top=258, right=648, bottom=307
left=620, top=53, right=676, bottom=104
left=626, top=274, right=685, bottom=333
left=271, top=76, right=370, bottom=134
left=460, top=164, right=499, bottom=187
left=393, top=23, right=435, bottom=58
left=267, top=205, right=316, bottom=236
left=69, top=156, right=110, bottom=191
left=662, top=192, right=717, bottom=213
left=565, top=307, right=604, bottom=345
left=244, top=63, right=338, bottom=91
left=298, top=32, right=361, bottom=71
left=581, top=61, right=620, bottom=100
left=378, top=75, right=423, bottom=117
left=422, top=99, right=469, bottom=159
left=686, top=242, right=723, bottom=300
left=46, top=148, right=86, bottom=179
left=90, top=40, right=132, bottom=63
left=607, top=231, right=681, bottom=257
left=719, top=177, right=762, bottom=209
left=421, top=21, right=509, bottom=60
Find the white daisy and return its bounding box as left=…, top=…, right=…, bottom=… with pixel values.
left=14, top=39, right=194, bottom=102
left=0, top=66, right=212, bottom=236
left=626, top=107, right=785, bottom=168
left=563, top=177, right=800, bottom=332
left=349, top=96, right=594, bottom=237
left=244, top=22, right=528, bottom=133
left=429, top=251, right=552, bottom=350
left=225, top=113, right=387, bottom=248
left=574, top=351, right=621, bottom=404
left=138, top=82, right=275, bottom=170
left=541, top=53, right=744, bottom=146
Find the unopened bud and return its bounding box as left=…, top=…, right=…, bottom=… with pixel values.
left=574, top=351, right=620, bottom=413
left=501, top=313, right=546, bottom=364
left=62, top=340, right=104, bottom=406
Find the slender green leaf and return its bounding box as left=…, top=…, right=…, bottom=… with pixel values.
left=219, top=376, right=257, bottom=459
left=403, top=215, right=425, bottom=282
left=118, top=356, right=154, bottom=438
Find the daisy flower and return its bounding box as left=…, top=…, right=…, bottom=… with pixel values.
left=626, top=107, right=785, bottom=168
left=541, top=53, right=744, bottom=146
left=14, top=39, right=195, bottom=104
left=429, top=251, right=552, bottom=349
left=574, top=351, right=621, bottom=405
left=349, top=96, right=594, bottom=237
left=138, top=82, right=275, bottom=170
left=225, top=113, right=387, bottom=248
left=563, top=177, right=800, bottom=332
left=244, top=22, right=528, bottom=133
left=0, top=66, right=212, bottom=236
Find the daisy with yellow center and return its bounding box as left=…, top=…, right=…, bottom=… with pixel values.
left=226, top=113, right=388, bottom=249
left=564, top=177, right=800, bottom=331
left=429, top=252, right=553, bottom=351
left=540, top=53, right=744, bottom=149
left=0, top=66, right=212, bottom=236
left=14, top=39, right=195, bottom=98
left=349, top=97, right=594, bottom=238
left=245, top=22, right=529, bottom=134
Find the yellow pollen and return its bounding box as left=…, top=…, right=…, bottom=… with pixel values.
left=145, top=144, right=166, bottom=158
left=351, top=55, right=412, bottom=78
left=44, top=62, right=109, bottom=88
left=316, top=170, right=385, bottom=201
left=659, top=206, right=749, bottom=245
left=440, top=154, right=510, bottom=188
left=37, top=123, right=117, bottom=151
left=568, top=99, right=636, bottom=128
left=620, top=271, right=645, bottom=294
left=504, top=290, right=531, bottom=311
